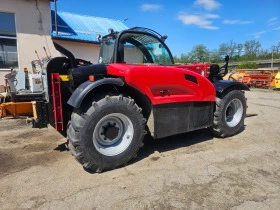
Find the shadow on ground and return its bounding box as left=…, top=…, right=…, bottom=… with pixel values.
left=82, top=128, right=214, bottom=174
left=132, top=128, right=213, bottom=164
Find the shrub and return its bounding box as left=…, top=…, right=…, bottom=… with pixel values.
left=238, top=62, right=258, bottom=69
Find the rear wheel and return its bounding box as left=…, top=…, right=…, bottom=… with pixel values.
left=211, top=90, right=247, bottom=137
left=67, top=95, right=146, bottom=172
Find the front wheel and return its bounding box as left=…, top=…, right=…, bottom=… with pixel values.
left=211, top=90, right=247, bottom=137
left=67, top=95, right=146, bottom=172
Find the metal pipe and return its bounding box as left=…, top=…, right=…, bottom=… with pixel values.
left=54, top=0, right=58, bottom=36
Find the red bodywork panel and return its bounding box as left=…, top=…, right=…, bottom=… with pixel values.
left=107, top=64, right=216, bottom=105
left=174, top=63, right=211, bottom=78
left=51, top=73, right=64, bottom=131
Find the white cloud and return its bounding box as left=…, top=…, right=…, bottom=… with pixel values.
left=194, top=0, right=221, bottom=11
left=223, top=19, right=252, bottom=25
left=250, top=31, right=266, bottom=39
left=273, top=26, right=280, bottom=30
left=203, top=25, right=219, bottom=30
left=268, top=17, right=278, bottom=22
left=178, top=14, right=219, bottom=30
left=140, top=4, right=162, bottom=12
left=268, top=22, right=278, bottom=26
left=268, top=17, right=279, bottom=26
left=204, top=14, right=220, bottom=19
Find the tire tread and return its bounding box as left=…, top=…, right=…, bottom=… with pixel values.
left=211, top=90, right=247, bottom=138
left=67, top=95, right=146, bottom=173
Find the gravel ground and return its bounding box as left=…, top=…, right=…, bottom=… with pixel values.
left=0, top=90, right=280, bottom=209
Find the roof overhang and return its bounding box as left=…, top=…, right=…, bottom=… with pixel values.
left=52, top=36, right=100, bottom=45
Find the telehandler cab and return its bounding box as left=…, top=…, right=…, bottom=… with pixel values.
left=40, top=27, right=249, bottom=172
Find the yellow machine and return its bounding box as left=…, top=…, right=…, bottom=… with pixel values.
left=223, top=72, right=244, bottom=81
left=275, top=72, right=280, bottom=89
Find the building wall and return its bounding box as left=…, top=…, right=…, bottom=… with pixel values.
left=53, top=40, right=100, bottom=63
left=0, top=0, right=60, bottom=87
left=124, top=47, right=144, bottom=63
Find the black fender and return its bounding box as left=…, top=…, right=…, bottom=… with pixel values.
left=213, top=80, right=250, bottom=94
left=67, top=78, right=124, bottom=108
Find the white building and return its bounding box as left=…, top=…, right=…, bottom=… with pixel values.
left=0, top=0, right=128, bottom=88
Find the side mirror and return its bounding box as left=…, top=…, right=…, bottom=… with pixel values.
left=225, top=55, right=229, bottom=62
left=223, top=55, right=229, bottom=76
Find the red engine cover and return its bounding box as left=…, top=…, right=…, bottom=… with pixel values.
left=107, top=64, right=216, bottom=105
left=174, top=63, right=211, bottom=78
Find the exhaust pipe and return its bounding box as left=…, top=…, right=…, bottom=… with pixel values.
left=53, top=42, right=76, bottom=68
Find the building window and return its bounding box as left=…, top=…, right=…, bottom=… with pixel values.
left=0, top=12, right=18, bottom=69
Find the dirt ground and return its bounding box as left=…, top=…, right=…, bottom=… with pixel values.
left=0, top=90, right=280, bottom=210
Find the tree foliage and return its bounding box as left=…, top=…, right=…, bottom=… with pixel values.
left=238, top=62, right=258, bottom=69
left=188, top=45, right=209, bottom=62
left=174, top=53, right=190, bottom=63
left=174, top=40, right=280, bottom=64
left=219, top=40, right=239, bottom=58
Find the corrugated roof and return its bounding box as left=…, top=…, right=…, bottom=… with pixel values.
left=51, top=11, right=128, bottom=43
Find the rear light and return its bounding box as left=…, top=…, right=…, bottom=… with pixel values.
left=89, top=75, right=95, bottom=82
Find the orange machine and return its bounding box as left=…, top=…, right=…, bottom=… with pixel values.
left=0, top=102, right=33, bottom=118
left=234, top=69, right=278, bottom=88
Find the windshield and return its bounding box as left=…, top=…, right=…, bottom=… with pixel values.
left=98, top=32, right=173, bottom=65
left=120, top=32, right=173, bottom=65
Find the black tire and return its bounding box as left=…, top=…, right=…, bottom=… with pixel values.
left=211, top=90, right=247, bottom=138
left=67, top=95, right=146, bottom=172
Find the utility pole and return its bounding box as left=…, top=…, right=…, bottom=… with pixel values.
left=271, top=50, right=274, bottom=70
left=271, top=46, right=277, bottom=70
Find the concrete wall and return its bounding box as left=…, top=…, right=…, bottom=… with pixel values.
left=53, top=40, right=100, bottom=63
left=0, top=0, right=60, bottom=87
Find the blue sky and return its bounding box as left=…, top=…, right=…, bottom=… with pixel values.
left=53, top=0, right=280, bottom=56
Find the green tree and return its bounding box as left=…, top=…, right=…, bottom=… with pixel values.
left=219, top=40, right=238, bottom=58
left=187, top=44, right=209, bottom=62
left=173, top=55, right=180, bottom=63
left=258, top=49, right=271, bottom=60
left=209, top=49, right=222, bottom=63
left=175, top=40, right=279, bottom=64
left=244, top=40, right=261, bottom=60
left=237, top=43, right=243, bottom=56
left=174, top=53, right=190, bottom=63
left=238, top=62, right=258, bottom=69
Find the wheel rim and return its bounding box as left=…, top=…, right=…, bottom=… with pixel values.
left=93, top=113, right=134, bottom=156
left=225, top=98, right=243, bottom=127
